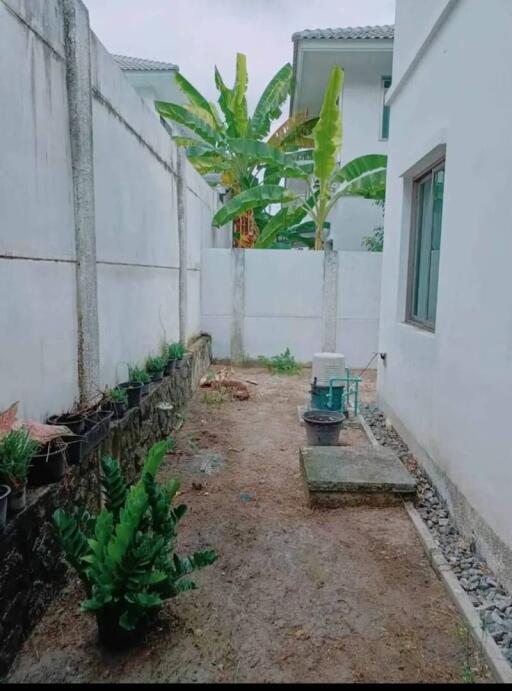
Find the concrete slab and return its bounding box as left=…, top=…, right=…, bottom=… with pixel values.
left=300, top=445, right=416, bottom=507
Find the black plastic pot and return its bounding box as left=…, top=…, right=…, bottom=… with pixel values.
left=110, top=400, right=127, bottom=420
left=66, top=438, right=84, bottom=466
left=174, top=358, right=184, bottom=370
left=96, top=606, right=145, bottom=650
left=8, top=485, right=26, bottom=513
left=163, top=359, right=173, bottom=376
left=149, top=369, right=164, bottom=382
left=303, top=410, right=344, bottom=446
left=120, top=382, right=143, bottom=408
left=82, top=410, right=113, bottom=455
left=0, top=485, right=11, bottom=529
left=47, top=412, right=85, bottom=436
left=141, top=382, right=150, bottom=396
left=28, top=441, right=68, bottom=486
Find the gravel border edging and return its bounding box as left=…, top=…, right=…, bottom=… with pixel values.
left=359, top=407, right=512, bottom=683
left=404, top=502, right=512, bottom=684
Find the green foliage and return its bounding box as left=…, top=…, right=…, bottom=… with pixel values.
left=259, top=348, right=301, bottom=375
left=212, top=185, right=295, bottom=228
left=128, top=365, right=150, bottom=385
left=155, top=54, right=315, bottom=245
left=167, top=342, right=186, bottom=361
left=0, top=428, right=38, bottom=488
left=53, top=440, right=217, bottom=634
left=362, top=226, right=384, bottom=252
left=145, top=356, right=167, bottom=374
left=109, top=387, right=128, bottom=405
left=202, top=389, right=227, bottom=406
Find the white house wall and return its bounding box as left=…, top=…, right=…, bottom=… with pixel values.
left=378, top=0, right=512, bottom=588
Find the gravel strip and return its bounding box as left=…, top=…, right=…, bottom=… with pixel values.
left=362, top=404, right=512, bottom=666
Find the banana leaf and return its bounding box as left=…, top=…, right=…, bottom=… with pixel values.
left=212, top=185, right=296, bottom=227
left=229, top=139, right=308, bottom=179
left=268, top=113, right=319, bottom=151
left=232, top=53, right=249, bottom=137
left=251, top=63, right=292, bottom=138
left=334, top=154, right=387, bottom=184
left=214, top=66, right=237, bottom=139
left=313, top=66, right=344, bottom=193
left=175, top=72, right=217, bottom=121
left=155, top=102, right=218, bottom=146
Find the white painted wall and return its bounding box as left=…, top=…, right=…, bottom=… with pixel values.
left=201, top=249, right=382, bottom=367
left=293, top=42, right=392, bottom=251
left=0, top=0, right=219, bottom=420
left=378, top=0, right=512, bottom=588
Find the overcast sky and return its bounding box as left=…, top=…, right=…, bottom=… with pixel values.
left=86, top=0, right=395, bottom=110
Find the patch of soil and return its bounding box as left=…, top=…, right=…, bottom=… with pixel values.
left=8, top=369, right=491, bottom=683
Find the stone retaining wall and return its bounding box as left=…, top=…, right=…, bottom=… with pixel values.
left=0, top=335, right=211, bottom=676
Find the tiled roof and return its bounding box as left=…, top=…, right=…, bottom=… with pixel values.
left=113, top=54, right=178, bottom=72
left=292, top=24, right=394, bottom=41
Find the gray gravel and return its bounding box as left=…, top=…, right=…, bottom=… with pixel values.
left=361, top=404, right=512, bottom=666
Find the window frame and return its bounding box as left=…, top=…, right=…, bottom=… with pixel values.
left=380, top=76, right=392, bottom=141
left=405, top=158, right=445, bottom=331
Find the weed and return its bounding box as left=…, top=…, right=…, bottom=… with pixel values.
left=259, top=348, right=301, bottom=375
left=203, top=388, right=227, bottom=406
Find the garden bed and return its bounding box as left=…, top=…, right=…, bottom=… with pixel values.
left=0, top=335, right=211, bottom=677
left=7, top=368, right=490, bottom=683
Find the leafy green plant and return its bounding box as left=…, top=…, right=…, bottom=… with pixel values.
left=362, top=226, right=384, bottom=252
left=212, top=66, right=387, bottom=250
left=0, top=428, right=39, bottom=488
left=145, top=356, right=167, bottom=374
left=108, top=388, right=128, bottom=405
left=259, top=348, right=301, bottom=375
left=53, top=440, right=217, bottom=641
left=155, top=54, right=317, bottom=247
left=167, top=342, right=186, bottom=361
left=128, top=365, right=150, bottom=385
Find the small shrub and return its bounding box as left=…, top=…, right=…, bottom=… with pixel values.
left=53, top=440, right=217, bottom=645
left=0, top=428, right=38, bottom=488
left=362, top=226, right=384, bottom=252
left=108, top=387, right=128, bottom=405
left=202, top=388, right=227, bottom=406
left=259, top=348, right=301, bottom=375
left=145, top=355, right=167, bottom=373
left=128, top=365, right=150, bottom=384
left=167, top=342, right=186, bottom=361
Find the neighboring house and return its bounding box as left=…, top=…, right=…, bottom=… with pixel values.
left=378, top=0, right=512, bottom=589
left=113, top=54, right=184, bottom=117
left=291, top=25, right=394, bottom=250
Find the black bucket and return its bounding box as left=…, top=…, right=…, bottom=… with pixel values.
left=120, top=382, right=143, bottom=409
left=29, top=441, right=68, bottom=486
left=303, top=410, right=344, bottom=446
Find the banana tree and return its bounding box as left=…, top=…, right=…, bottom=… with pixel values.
left=155, top=54, right=317, bottom=247
left=212, top=65, right=387, bottom=250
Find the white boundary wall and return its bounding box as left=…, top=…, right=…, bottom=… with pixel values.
left=0, top=0, right=224, bottom=420
left=201, top=249, right=382, bottom=368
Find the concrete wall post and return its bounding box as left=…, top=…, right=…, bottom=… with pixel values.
left=176, top=148, right=188, bottom=344
left=321, top=246, right=339, bottom=352
left=62, top=0, right=100, bottom=402
left=230, top=249, right=245, bottom=364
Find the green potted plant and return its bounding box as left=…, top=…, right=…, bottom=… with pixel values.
left=106, top=387, right=128, bottom=420
left=119, top=365, right=144, bottom=408
left=167, top=342, right=187, bottom=370
left=129, top=366, right=151, bottom=396
left=0, top=428, right=38, bottom=512
left=145, top=355, right=167, bottom=382
left=53, top=439, right=217, bottom=649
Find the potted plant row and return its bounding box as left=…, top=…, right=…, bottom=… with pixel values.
left=0, top=403, right=72, bottom=529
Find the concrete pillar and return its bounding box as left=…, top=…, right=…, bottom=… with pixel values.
left=62, top=0, right=100, bottom=403
left=321, top=246, right=339, bottom=352
left=230, top=249, right=245, bottom=364
left=176, top=148, right=188, bottom=344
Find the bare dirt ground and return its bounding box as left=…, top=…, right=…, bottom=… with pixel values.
left=8, top=367, right=490, bottom=683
